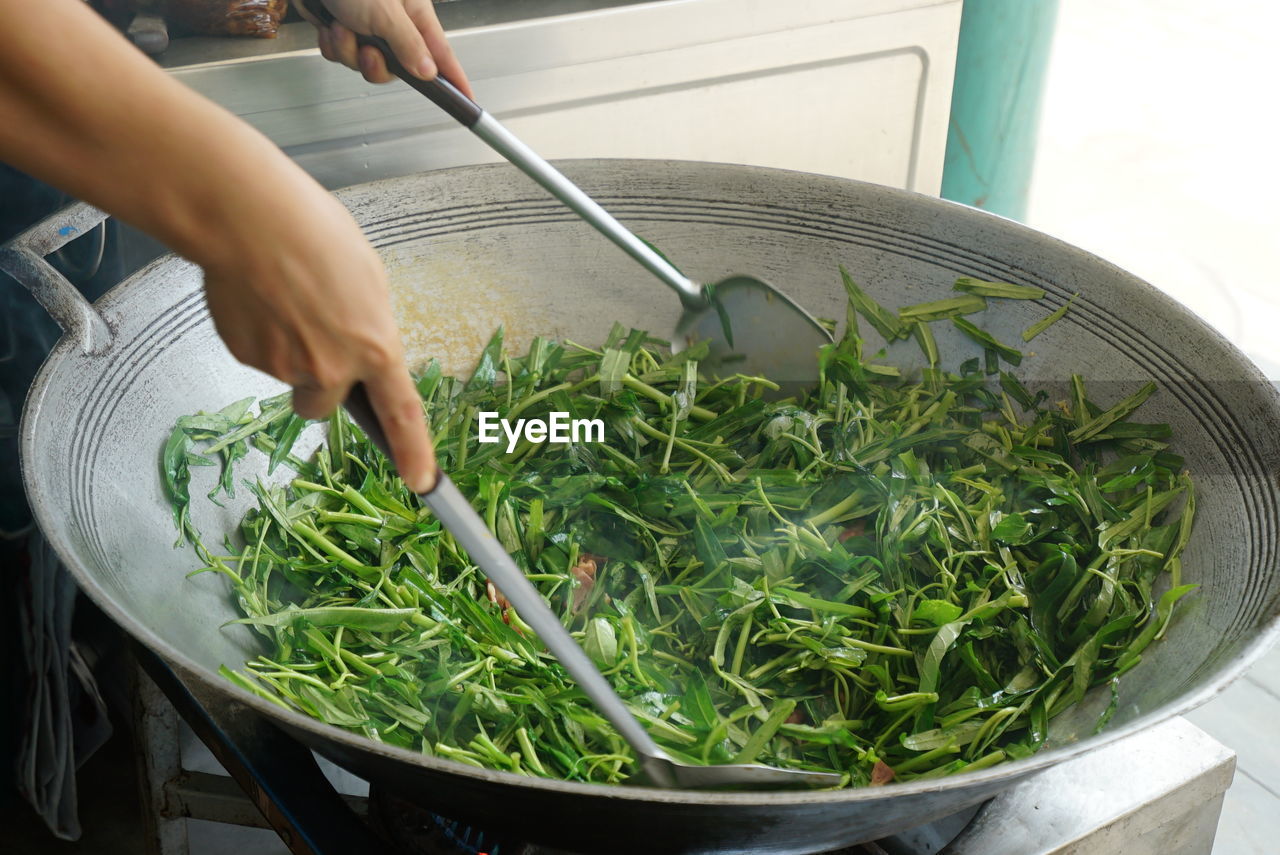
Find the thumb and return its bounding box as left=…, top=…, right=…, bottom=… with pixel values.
left=378, top=12, right=436, bottom=80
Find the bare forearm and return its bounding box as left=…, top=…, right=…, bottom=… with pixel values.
left=0, top=0, right=438, bottom=491
left=0, top=0, right=323, bottom=272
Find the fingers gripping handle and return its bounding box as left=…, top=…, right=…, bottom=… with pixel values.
left=306, top=5, right=687, bottom=475
left=301, top=0, right=481, bottom=126
left=300, top=0, right=702, bottom=306
left=0, top=202, right=113, bottom=355
left=343, top=383, right=390, bottom=456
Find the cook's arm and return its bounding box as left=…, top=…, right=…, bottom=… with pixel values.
left=0, top=0, right=436, bottom=492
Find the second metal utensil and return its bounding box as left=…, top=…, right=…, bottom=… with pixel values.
left=344, top=387, right=841, bottom=791
left=302, top=0, right=833, bottom=380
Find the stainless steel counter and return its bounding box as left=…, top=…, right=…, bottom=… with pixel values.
left=156, top=0, right=666, bottom=68
left=942, top=717, right=1233, bottom=855
left=160, top=0, right=961, bottom=192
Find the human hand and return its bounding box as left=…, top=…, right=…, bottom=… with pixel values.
left=201, top=187, right=437, bottom=493
left=295, top=0, right=472, bottom=96
left=0, top=0, right=437, bottom=491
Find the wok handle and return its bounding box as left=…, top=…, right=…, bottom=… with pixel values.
left=0, top=202, right=113, bottom=355
left=343, top=383, right=672, bottom=768
left=300, top=0, right=706, bottom=309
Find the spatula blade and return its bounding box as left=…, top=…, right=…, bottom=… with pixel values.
left=675, top=275, right=833, bottom=383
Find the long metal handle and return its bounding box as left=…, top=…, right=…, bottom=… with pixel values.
left=423, top=474, right=666, bottom=760
left=342, top=386, right=668, bottom=765
left=301, top=0, right=705, bottom=308
left=468, top=114, right=705, bottom=307
left=0, top=203, right=113, bottom=355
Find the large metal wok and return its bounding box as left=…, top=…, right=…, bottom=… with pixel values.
left=12, top=160, right=1280, bottom=854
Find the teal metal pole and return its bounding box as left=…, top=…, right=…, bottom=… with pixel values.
left=941, top=0, right=1060, bottom=221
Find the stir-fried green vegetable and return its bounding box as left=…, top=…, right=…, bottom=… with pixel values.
left=166, top=272, right=1194, bottom=788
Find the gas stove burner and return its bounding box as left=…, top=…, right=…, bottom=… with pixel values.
left=365, top=785, right=973, bottom=855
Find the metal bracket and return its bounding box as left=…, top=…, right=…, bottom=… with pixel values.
left=131, top=642, right=383, bottom=855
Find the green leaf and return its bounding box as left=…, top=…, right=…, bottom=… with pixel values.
left=952, top=317, right=1023, bottom=366
left=902, top=719, right=985, bottom=750
left=693, top=516, right=728, bottom=574
left=991, top=512, right=1033, bottom=545
left=732, top=699, right=796, bottom=764
left=598, top=349, right=629, bottom=396
left=912, top=321, right=940, bottom=367
left=466, top=326, right=505, bottom=390
left=228, top=607, right=416, bottom=632
left=912, top=599, right=963, bottom=626
left=1068, top=382, right=1158, bottom=444
left=269, top=414, right=307, bottom=474
left=840, top=266, right=903, bottom=341
left=1116, top=584, right=1198, bottom=673
left=898, top=295, right=987, bottom=323
left=953, top=278, right=1046, bottom=300
left=1023, top=294, right=1078, bottom=342
left=583, top=617, right=619, bottom=667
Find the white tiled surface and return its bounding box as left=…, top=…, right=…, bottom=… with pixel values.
left=1026, top=0, right=1280, bottom=378
left=1025, top=3, right=1280, bottom=853
left=1185, top=661, right=1280, bottom=855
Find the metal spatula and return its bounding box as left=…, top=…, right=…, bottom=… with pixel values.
left=303, top=1, right=833, bottom=378
left=344, top=387, right=840, bottom=791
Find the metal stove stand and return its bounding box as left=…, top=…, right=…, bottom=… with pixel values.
left=130, top=645, right=1235, bottom=855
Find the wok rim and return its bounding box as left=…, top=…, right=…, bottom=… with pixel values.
left=20, top=158, right=1280, bottom=809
